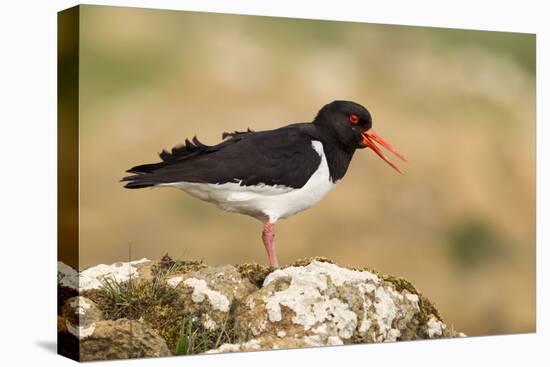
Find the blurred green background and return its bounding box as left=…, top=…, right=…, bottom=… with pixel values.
left=76, top=5, right=535, bottom=337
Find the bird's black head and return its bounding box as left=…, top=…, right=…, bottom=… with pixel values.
left=313, top=100, right=407, bottom=173
left=313, top=100, right=372, bottom=149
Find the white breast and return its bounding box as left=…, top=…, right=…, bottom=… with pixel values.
left=161, top=141, right=336, bottom=223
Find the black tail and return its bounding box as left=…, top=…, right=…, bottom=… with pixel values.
left=121, top=161, right=169, bottom=189
left=121, top=177, right=157, bottom=189
left=121, top=136, right=213, bottom=189
left=121, top=130, right=255, bottom=189
left=121, top=173, right=159, bottom=189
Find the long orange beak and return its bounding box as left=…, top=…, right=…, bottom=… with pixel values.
left=361, top=129, right=407, bottom=174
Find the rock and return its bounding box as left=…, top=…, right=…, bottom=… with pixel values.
left=58, top=256, right=464, bottom=359
left=233, top=260, right=457, bottom=348
left=206, top=336, right=310, bottom=353
left=61, top=296, right=103, bottom=340
left=206, top=332, right=348, bottom=353
left=166, top=265, right=256, bottom=331
left=58, top=259, right=153, bottom=291
left=79, top=319, right=171, bottom=361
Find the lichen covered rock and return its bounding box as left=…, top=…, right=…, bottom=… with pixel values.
left=166, top=265, right=256, bottom=331
left=58, top=259, right=153, bottom=291
left=79, top=319, right=171, bottom=361
left=233, top=260, right=454, bottom=347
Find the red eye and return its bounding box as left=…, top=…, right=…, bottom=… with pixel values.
left=349, top=114, right=359, bottom=124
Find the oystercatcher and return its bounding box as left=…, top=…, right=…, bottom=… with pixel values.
left=122, top=101, right=406, bottom=267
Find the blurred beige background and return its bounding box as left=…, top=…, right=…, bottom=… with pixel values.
left=76, top=5, right=535, bottom=336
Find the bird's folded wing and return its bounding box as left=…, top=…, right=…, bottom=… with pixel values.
left=122, top=125, right=322, bottom=190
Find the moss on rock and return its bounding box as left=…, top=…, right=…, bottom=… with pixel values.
left=287, top=256, right=334, bottom=268
left=237, top=263, right=272, bottom=288
left=380, top=273, right=445, bottom=339
left=152, top=254, right=208, bottom=277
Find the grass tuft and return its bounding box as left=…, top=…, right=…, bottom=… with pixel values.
left=174, top=314, right=235, bottom=355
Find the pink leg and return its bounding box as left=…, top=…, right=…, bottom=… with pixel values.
left=262, top=222, right=278, bottom=267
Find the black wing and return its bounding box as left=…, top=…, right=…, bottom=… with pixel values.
left=121, top=124, right=322, bottom=189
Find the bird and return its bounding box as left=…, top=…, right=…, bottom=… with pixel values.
left=121, top=100, right=406, bottom=267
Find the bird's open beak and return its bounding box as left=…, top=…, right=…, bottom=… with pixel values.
left=361, top=129, right=407, bottom=174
